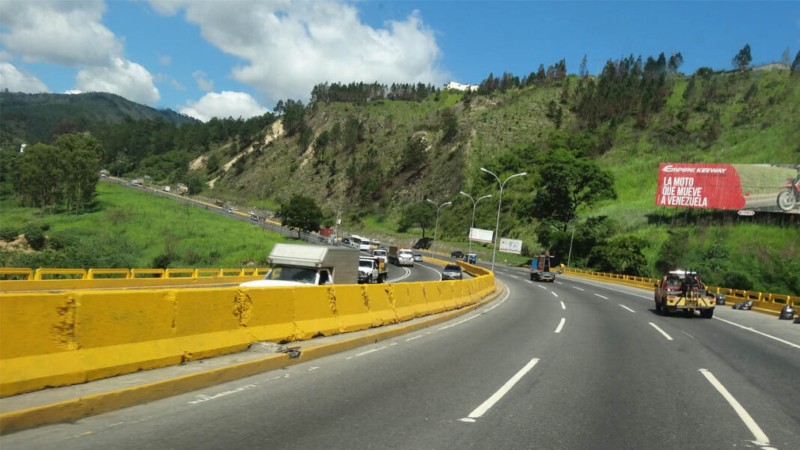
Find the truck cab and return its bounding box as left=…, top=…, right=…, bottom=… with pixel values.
left=358, top=257, right=380, bottom=284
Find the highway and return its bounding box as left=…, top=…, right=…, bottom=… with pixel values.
left=2, top=265, right=798, bottom=449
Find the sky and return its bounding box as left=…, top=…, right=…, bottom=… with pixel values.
left=1, top=1, right=798, bottom=122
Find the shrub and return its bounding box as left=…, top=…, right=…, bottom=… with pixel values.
left=0, top=227, right=19, bottom=242
left=22, top=224, right=46, bottom=251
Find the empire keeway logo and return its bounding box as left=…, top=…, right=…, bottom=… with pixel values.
left=661, top=164, right=728, bottom=174
left=662, top=164, right=728, bottom=174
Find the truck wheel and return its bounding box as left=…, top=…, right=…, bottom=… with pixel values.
left=700, top=308, right=714, bottom=319
left=655, top=301, right=662, bottom=314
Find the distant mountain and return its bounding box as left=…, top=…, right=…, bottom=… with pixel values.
left=0, top=91, right=200, bottom=144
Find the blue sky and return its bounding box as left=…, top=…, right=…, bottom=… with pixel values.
left=1, top=1, right=798, bottom=121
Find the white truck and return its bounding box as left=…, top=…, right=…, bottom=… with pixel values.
left=388, top=246, right=414, bottom=267
left=240, top=243, right=359, bottom=287
left=358, top=257, right=380, bottom=284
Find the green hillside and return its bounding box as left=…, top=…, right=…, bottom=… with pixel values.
left=1, top=63, right=799, bottom=294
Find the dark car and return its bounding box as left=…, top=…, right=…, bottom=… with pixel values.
left=441, top=264, right=463, bottom=280
left=451, top=250, right=464, bottom=259
left=342, top=237, right=350, bottom=245
left=413, top=238, right=433, bottom=250
left=714, top=294, right=727, bottom=305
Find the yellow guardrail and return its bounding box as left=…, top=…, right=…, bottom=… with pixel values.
left=564, top=267, right=799, bottom=313
left=0, top=267, right=271, bottom=292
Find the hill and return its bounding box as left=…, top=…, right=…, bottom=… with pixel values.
left=1, top=62, right=798, bottom=294
left=0, top=91, right=200, bottom=145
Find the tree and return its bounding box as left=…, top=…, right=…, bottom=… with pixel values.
left=792, top=51, right=800, bottom=75
left=579, top=54, right=589, bottom=79
left=526, top=149, right=617, bottom=229
left=732, top=44, right=752, bottom=71
left=781, top=47, right=792, bottom=66
left=14, top=143, right=65, bottom=210
left=55, top=133, right=104, bottom=213
left=440, top=107, right=458, bottom=143
left=280, top=194, right=323, bottom=237
left=397, top=202, right=435, bottom=237
left=587, top=235, right=648, bottom=276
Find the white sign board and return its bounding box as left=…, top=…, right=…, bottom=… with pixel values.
left=469, top=228, right=493, bottom=243
left=499, top=238, right=523, bottom=254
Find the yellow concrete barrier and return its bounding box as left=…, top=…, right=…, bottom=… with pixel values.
left=1, top=274, right=497, bottom=397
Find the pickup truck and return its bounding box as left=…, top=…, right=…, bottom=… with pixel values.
left=654, top=270, right=715, bottom=318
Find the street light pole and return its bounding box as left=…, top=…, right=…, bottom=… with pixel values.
left=481, top=168, right=526, bottom=272
left=459, top=191, right=492, bottom=255
left=426, top=199, right=452, bottom=254
left=567, top=220, right=577, bottom=267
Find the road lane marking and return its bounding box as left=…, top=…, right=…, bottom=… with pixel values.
left=648, top=322, right=673, bottom=341
left=555, top=318, right=565, bottom=334
left=699, top=369, right=770, bottom=447
left=595, top=294, right=608, bottom=300
left=572, top=286, right=585, bottom=291
left=550, top=291, right=558, bottom=298
left=537, top=285, right=547, bottom=290
left=439, top=285, right=511, bottom=330
left=560, top=301, right=566, bottom=310
left=714, top=317, right=800, bottom=350
left=460, top=358, right=540, bottom=422
left=406, top=335, right=423, bottom=342
left=619, top=304, right=635, bottom=313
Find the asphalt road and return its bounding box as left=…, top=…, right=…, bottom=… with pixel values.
left=3, top=267, right=798, bottom=450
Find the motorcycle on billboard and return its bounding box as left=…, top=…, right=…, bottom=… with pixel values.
left=776, top=166, right=800, bottom=212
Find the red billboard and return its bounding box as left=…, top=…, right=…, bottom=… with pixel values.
left=656, top=163, right=799, bottom=214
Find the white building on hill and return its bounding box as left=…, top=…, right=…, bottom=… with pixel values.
left=444, top=81, right=479, bottom=92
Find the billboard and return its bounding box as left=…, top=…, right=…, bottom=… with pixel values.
left=469, top=228, right=493, bottom=243
left=500, top=238, right=523, bottom=254
left=656, top=163, right=799, bottom=214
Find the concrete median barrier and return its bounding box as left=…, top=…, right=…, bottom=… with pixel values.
left=1, top=275, right=497, bottom=398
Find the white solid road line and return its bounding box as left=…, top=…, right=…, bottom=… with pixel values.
left=648, top=322, right=673, bottom=341
left=460, top=358, right=540, bottom=422
left=714, top=317, right=800, bottom=350
left=618, top=304, right=635, bottom=313
left=555, top=318, right=566, bottom=334
left=699, top=369, right=771, bottom=447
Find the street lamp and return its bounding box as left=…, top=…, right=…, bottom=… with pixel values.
left=481, top=168, right=526, bottom=272
left=426, top=199, right=452, bottom=253
left=567, top=219, right=577, bottom=267
left=459, top=191, right=492, bottom=255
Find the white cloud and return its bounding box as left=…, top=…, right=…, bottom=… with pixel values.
left=0, top=1, right=160, bottom=104
left=159, top=54, right=172, bottom=66
left=75, top=58, right=160, bottom=104
left=0, top=0, right=122, bottom=66
left=149, top=0, right=448, bottom=105
left=180, top=91, right=268, bottom=122
left=192, top=70, right=214, bottom=91
left=0, top=62, right=49, bottom=92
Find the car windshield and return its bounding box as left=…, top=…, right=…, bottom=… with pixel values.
left=266, top=267, right=317, bottom=283
left=444, top=265, right=461, bottom=272
left=359, top=260, right=374, bottom=268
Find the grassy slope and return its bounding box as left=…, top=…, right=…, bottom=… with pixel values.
left=0, top=182, right=289, bottom=268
